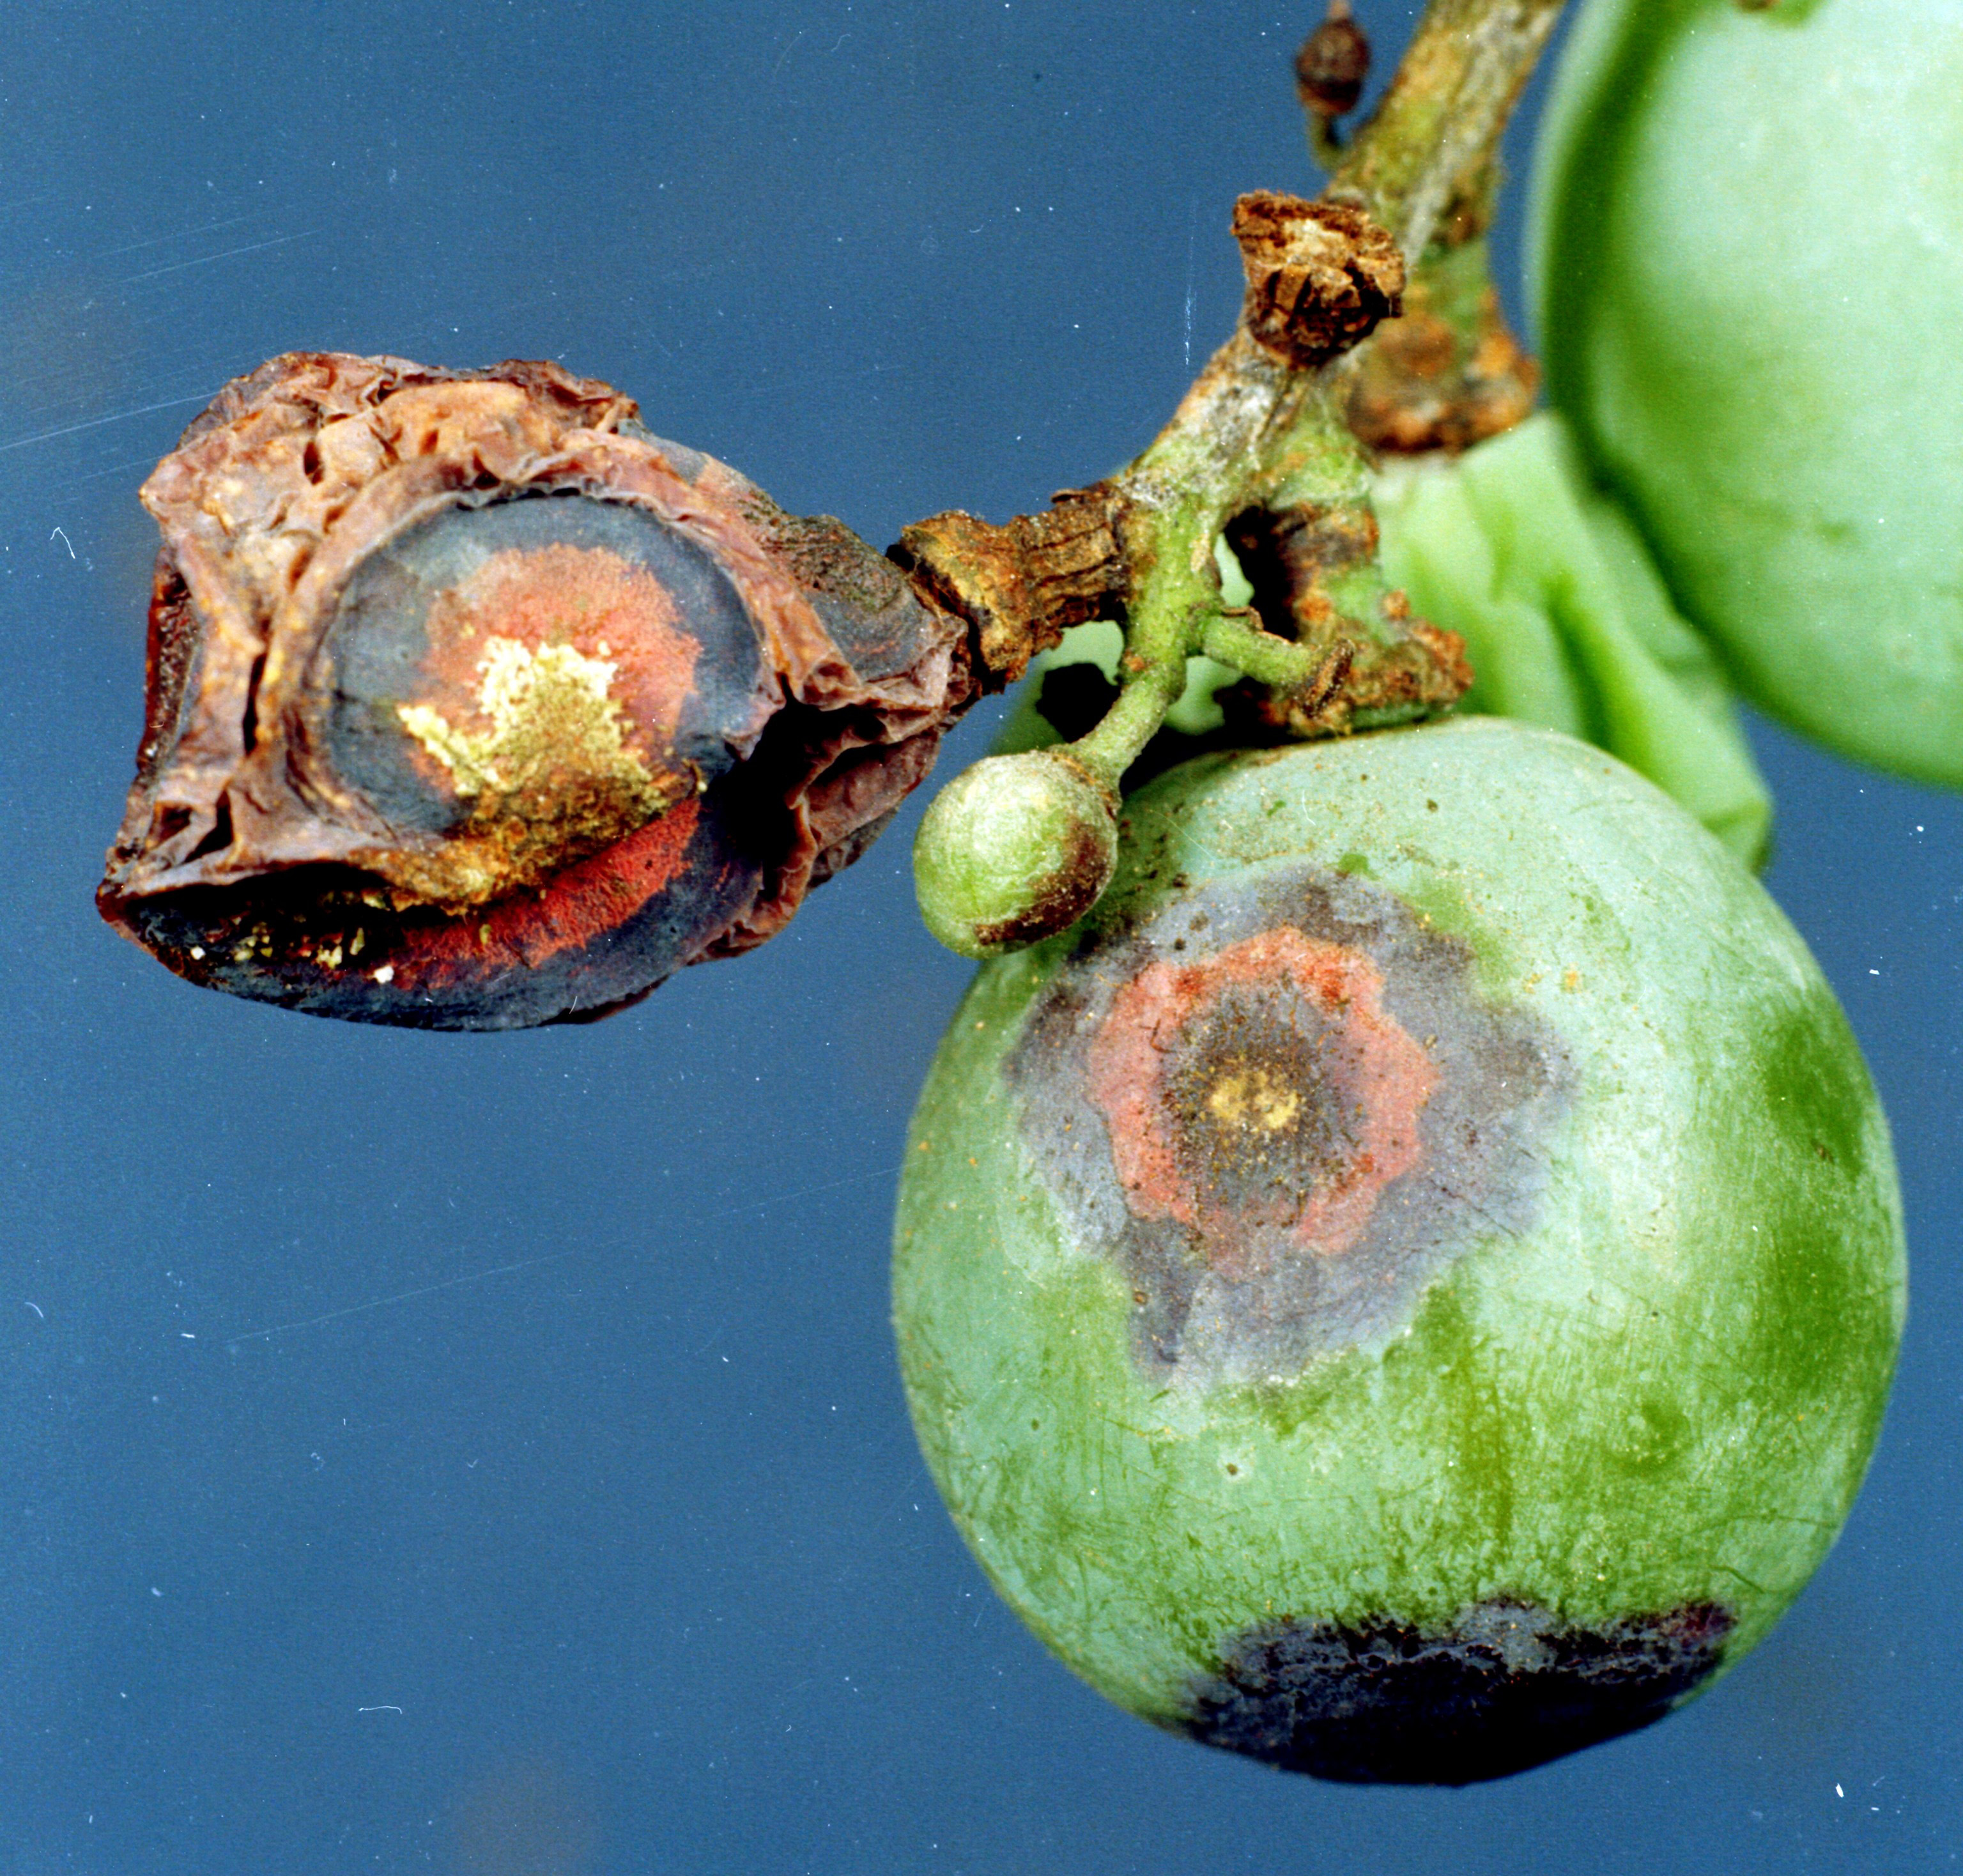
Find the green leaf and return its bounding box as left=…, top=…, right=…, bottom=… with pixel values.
left=1375, top=411, right=1772, bottom=868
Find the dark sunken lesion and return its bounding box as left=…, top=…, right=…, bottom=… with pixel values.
left=113, top=776, right=761, bottom=1031
left=1184, top=1599, right=1735, bottom=1785
left=326, top=491, right=766, bottom=829
left=972, top=811, right=1115, bottom=953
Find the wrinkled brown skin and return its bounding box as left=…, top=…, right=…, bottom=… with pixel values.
left=99, top=353, right=975, bottom=1029
left=891, top=485, right=1136, bottom=688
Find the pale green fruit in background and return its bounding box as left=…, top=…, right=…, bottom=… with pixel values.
left=1529, top=0, right=1963, bottom=785
left=895, top=718, right=1903, bottom=1783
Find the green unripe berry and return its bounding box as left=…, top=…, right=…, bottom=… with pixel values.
left=1530, top=0, right=1963, bottom=783
left=895, top=718, right=1903, bottom=1784
left=913, top=750, right=1119, bottom=959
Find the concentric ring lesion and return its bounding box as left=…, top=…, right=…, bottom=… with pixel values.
left=1006, top=863, right=1573, bottom=1385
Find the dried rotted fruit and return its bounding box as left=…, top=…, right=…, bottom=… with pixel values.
left=895, top=718, right=1904, bottom=1783
left=98, top=353, right=974, bottom=1028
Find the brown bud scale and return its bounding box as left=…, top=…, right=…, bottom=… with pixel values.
left=1232, top=194, right=1405, bottom=373
left=1225, top=502, right=1472, bottom=735
left=892, top=485, right=1135, bottom=688
left=1295, top=3, right=1371, bottom=120
left=1345, top=281, right=1540, bottom=456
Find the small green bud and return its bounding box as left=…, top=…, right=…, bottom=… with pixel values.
left=913, top=751, right=1119, bottom=959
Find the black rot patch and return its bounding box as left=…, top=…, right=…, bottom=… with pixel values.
left=1183, top=1599, right=1735, bottom=1784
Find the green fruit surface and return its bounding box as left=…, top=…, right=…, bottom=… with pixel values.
left=1530, top=0, right=1963, bottom=783
left=893, top=718, right=1904, bottom=1781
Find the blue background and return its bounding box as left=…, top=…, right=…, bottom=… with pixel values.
left=1, top=3, right=1957, bottom=1870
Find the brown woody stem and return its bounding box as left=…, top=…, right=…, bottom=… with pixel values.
left=898, top=0, right=1566, bottom=770
left=1332, top=0, right=1567, bottom=265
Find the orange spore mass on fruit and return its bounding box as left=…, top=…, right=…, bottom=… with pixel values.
left=1085, top=928, right=1437, bottom=1275
left=391, top=794, right=705, bottom=987
left=414, top=543, right=701, bottom=764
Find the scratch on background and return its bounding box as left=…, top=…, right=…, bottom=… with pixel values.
left=0, top=392, right=218, bottom=456
left=223, top=1161, right=907, bottom=1348
left=1184, top=197, right=1199, bottom=370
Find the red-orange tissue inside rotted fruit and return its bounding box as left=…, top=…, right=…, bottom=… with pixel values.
left=96, top=351, right=974, bottom=1029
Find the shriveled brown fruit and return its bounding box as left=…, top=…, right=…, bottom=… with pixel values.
left=99, top=353, right=974, bottom=1029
